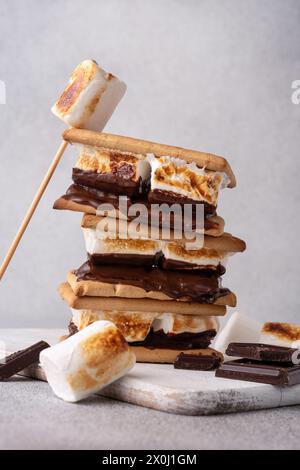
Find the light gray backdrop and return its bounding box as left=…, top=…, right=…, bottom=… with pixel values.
left=0, top=0, right=299, bottom=328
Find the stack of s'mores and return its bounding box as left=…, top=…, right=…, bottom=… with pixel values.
left=54, top=128, right=246, bottom=363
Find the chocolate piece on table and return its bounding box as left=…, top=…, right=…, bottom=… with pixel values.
left=0, top=341, right=49, bottom=380
left=226, top=342, right=300, bottom=364
left=174, top=353, right=221, bottom=371
left=215, top=359, right=300, bottom=386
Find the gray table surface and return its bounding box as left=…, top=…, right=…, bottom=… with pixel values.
left=0, top=377, right=299, bottom=450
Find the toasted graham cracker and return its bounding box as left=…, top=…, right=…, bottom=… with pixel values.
left=67, top=271, right=236, bottom=307
left=131, top=346, right=223, bottom=364
left=63, top=128, right=236, bottom=187
left=53, top=197, right=128, bottom=220
left=59, top=282, right=227, bottom=316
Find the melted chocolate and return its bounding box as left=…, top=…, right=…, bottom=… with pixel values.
left=73, top=168, right=148, bottom=197
left=75, top=261, right=230, bottom=302
left=59, top=184, right=218, bottom=231
left=89, top=253, right=155, bottom=268
left=72, top=168, right=217, bottom=215
left=148, top=189, right=216, bottom=214
left=89, top=252, right=226, bottom=274
left=131, top=329, right=216, bottom=350
left=68, top=321, right=216, bottom=350
left=160, top=258, right=226, bottom=274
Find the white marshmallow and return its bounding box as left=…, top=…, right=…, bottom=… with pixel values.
left=82, top=228, right=160, bottom=256
left=40, top=321, right=135, bottom=402
left=214, top=312, right=262, bottom=356
left=51, top=60, right=126, bottom=131
left=152, top=313, right=219, bottom=335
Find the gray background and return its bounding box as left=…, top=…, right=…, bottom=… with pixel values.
left=0, top=0, right=300, bottom=328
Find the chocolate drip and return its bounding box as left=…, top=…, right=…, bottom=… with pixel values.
left=75, top=261, right=230, bottom=303
left=60, top=184, right=218, bottom=231
left=64, top=184, right=121, bottom=209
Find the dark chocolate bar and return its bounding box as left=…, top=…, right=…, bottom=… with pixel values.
left=215, top=359, right=300, bottom=386
left=226, top=342, right=300, bottom=364
left=0, top=341, right=50, bottom=380
left=174, top=353, right=221, bottom=371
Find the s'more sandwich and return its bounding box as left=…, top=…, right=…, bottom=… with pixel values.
left=62, top=292, right=226, bottom=364
left=81, top=214, right=245, bottom=272
left=54, top=128, right=236, bottom=235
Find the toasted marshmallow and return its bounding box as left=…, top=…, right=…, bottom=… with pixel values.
left=40, top=321, right=135, bottom=402
left=214, top=312, right=262, bottom=355
left=51, top=60, right=126, bottom=131
left=83, top=228, right=160, bottom=256
left=260, top=322, right=300, bottom=348
left=82, top=226, right=229, bottom=268
left=162, top=243, right=229, bottom=267
left=71, top=309, right=157, bottom=342
left=75, top=145, right=151, bottom=182
left=152, top=314, right=219, bottom=335
left=71, top=309, right=219, bottom=341
left=147, top=154, right=226, bottom=206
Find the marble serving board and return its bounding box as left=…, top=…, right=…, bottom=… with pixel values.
left=1, top=328, right=300, bottom=415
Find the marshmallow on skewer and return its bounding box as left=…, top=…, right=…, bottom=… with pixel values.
left=40, top=321, right=135, bottom=402
left=52, top=59, right=126, bottom=131
left=0, top=60, right=126, bottom=281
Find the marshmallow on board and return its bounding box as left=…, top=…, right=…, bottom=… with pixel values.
left=40, top=320, right=136, bottom=402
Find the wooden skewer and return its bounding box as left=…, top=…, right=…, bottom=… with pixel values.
left=0, top=140, right=68, bottom=280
